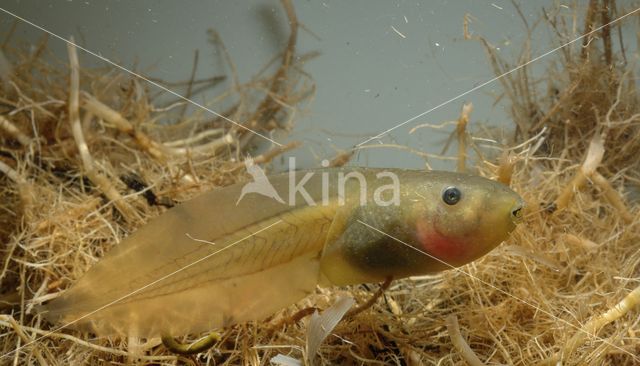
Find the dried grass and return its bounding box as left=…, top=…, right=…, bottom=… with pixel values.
left=0, top=1, right=639, bottom=365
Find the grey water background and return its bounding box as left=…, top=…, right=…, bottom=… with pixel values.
left=1, top=1, right=636, bottom=170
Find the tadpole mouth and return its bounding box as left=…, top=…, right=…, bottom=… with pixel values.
left=510, top=201, right=524, bottom=223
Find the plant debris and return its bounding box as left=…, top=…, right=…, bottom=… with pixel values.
left=0, top=1, right=638, bottom=365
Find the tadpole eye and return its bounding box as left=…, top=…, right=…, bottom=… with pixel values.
left=442, top=186, right=461, bottom=205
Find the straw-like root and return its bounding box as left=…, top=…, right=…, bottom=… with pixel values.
left=67, top=39, right=139, bottom=223
left=446, top=314, right=487, bottom=366
left=539, top=285, right=640, bottom=365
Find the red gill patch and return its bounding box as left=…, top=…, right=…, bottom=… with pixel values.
left=415, top=218, right=466, bottom=264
